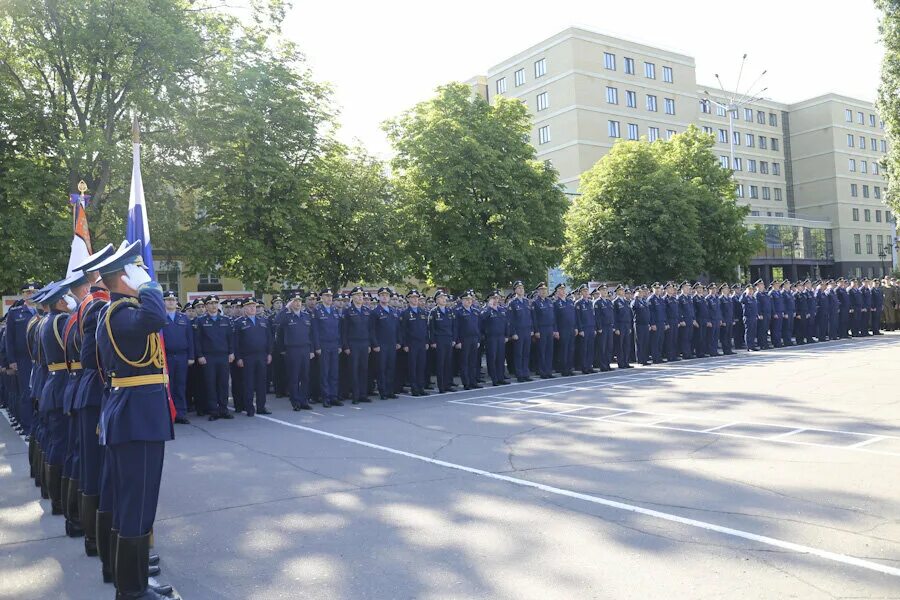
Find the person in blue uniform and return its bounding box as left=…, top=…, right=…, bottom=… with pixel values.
left=341, top=288, right=372, bottom=404
left=612, top=285, right=633, bottom=369
left=594, top=284, right=615, bottom=371
left=648, top=283, right=668, bottom=364
left=871, top=279, right=884, bottom=334
left=370, top=287, right=401, bottom=399
left=507, top=281, right=534, bottom=382
left=93, top=240, right=175, bottom=600
left=781, top=280, right=795, bottom=346
left=479, top=290, right=510, bottom=386
left=162, top=290, right=194, bottom=424
left=755, top=279, right=772, bottom=349
left=836, top=278, right=850, bottom=338
left=574, top=284, right=596, bottom=373
left=234, top=298, right=273, bottom=416
left=860, top=278, right=872, bottom=336
left=454, top=290, right=482, bottom=390
left=769, top=282, right=784, bottom=348
left=719, top=284, right=735, bottom=355
left=531, top=283, right=557, bottom=378
left=314, top=288, right=343, bottom=407
left=827, top=280, right=840, bottom=340
left=223, top=301, right=244, bottom=412
left=814, top=281, right=830, bottom=341
left=193, top=295, right=235, bottom=421
left=551, top=284, right=576, bottom=376
left=692, top=283, right=711, bottom=358
left=706, top=283, right=722, bottom=356
left=664, top=282, right=681, bottom=362
left=803, top=280, right=817, bottom=343
left=730, top=284, right=744, bottom=349
left=6, top=282, right=40, bottom=436
left=677, top=281, right=697, bottom=359
left=631, top=285, right=651, bottom=365
left=400, top=290, right=429, bottom=396
left=740, top=283, right=760, bottom=351
left=794, top=281, right=808, bottom=345
left=428, top=290, right=456, bottom=393
left=278, top=293, right=317, bottom=410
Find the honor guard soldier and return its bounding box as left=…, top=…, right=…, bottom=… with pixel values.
left=769, top=281, right=784, bottom=348
left=162, top=291, right=194, bottom=424
left=612, top=285, right=633, bottom=369
left=706, top=283, right=723, bottom=356
left=93, top=240, right=175, bottom=600
left=781, top=280, right=795, bottom=346
left=313, top=288, right=343, bottom=407
left=815, top=281, right=830, bottom=340
left=692, top=283, right=711, bottom=357
left=677, top=281, right=696, bottom=359
left=552, top=283, right=576, bottom=376
left=507, top=281, right=534, bottom=382
left=755, top=279, right=772, bottom=349
left=226, top=301, right=245, bottom=412
left=719, top=284, right=735, bottom=355
left=593, top=284, right=615, bottom=371
left=454, top=290, right=482, bottom=390
left=234, top=298, right=273, bottom=416
left=341, top=288, right=372, bottom=404
left=193, top=295, right=235, bottom=421
left=836, top=279, right=850, bottom=338
left=479, top=290, right=510, bottom=386
left=648, top=283, right=668, bottom=364
left=740, top=283, right=760, bottom=351
left=794, top=281, right=808, bottom=344
left=400, top=290, right=429, bottom=396
left=730, top=284, right=745, bottom=349
left=531, top=283, right=556, bottom=378
left=428, top=290, right=456, bottom=393
left=872, top=279, right=884, bottom=334
left=631, top=286, right=651, bottom=365
left=277, top=293, right=316, bottom=410
left=6, top=281, right=40, bottom=437
left=371, top=287, right=401, bottom=399
left=663, top=282, right=681, bottom=361
left=574, top=284, right=597, bottom=373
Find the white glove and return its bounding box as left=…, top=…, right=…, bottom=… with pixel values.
left=63, top=294, right=77, bottom=312
left=122, top=263, right=152, bottom=289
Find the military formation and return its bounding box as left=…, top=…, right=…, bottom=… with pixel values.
left=1, top=266, right=899, bottom=599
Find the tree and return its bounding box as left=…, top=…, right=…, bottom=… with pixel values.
left=385, top=83, right=568, bottom=292
left=877, top=0, right=900, bottom=215
left=659, top=126, right=761, bottom=281
left=562, top=141, right=704, bottom=283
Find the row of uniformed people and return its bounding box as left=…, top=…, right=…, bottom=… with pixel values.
left=2, top=241, right=178, bottom=599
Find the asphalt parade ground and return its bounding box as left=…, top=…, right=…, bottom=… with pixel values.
left=1, top=334, right=900, bottom=599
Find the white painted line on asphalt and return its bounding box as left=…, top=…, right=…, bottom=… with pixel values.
left=599, top=411, right=634, bottom=419
left=255, top=412, right=900, bottom=578
left=771, top=428, right=806, bottom=439
left=848, top=436, right=885, bottom=449
left=702, top=422, right=740, bottom=433
left=556, top=406, right=592, bottom=415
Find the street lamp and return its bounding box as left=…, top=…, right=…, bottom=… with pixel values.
left=702, top=55, right=768, bottom=169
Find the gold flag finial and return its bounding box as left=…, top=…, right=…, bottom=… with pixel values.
left=77, top=180, right=88, bottom=195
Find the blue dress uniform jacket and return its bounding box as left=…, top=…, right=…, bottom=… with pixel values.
left=371, top=304, right=401, bottom=397
left=692, top=295, right=711, bottom=357
left=162, top=311, right=194, bottom=417
left=314, top=305, right=342, bottom=403
left=234, top=315, right=273, bottom=414
left=782, top=290, right=795, bottom=345
left=720, top=295, right=734, bottom=354
left=740, top=292, right=759, bottom=349
left=664, top=295, right=681, bottom=360
left=836, top=287, right=850, bottom=338
left=677, top=293, right=695, bottom=358
left=39, top=311, right=69, bottom=467
left=756, top=291, right=772, bottom=348
left=707, top=295, right=723, bottom=355
left=428, top=306, right=455, bottom=392
left=553, top=297, right=577, bottom=374
left=479, top=305, right=509, bottom=385
left=400, top=306, right=429, bottom=394
left=531, top=297, right=556, bottom=377
left=454, top=305, right=481, bottom=388
left=648, top=295, right=667, bottom=363
left=575, top=297, right=596, bottom=372
left=507, top=296, right=533, bottom=379
left=341, top=304, right=371, bottom=402
left=770, top=290, right=785, bottom=347
left=631, top=297, right=651, bottom=364
left=6, top=303, right=37, bottom=430
left=193, top=313, right=234, bottom=415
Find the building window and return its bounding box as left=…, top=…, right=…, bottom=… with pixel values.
left=772, top=162, right=781, bottom=176
left=198, top=272, right=222, bottom=292
left=865, top=208, right=872, bottom=222
left=720, top=155, right=730, bottom=168
left=853, top=208, right=860, bottom=221
left=536, top=92, right=549, bottom=111
left=644, top=62, right=656, bottom=79
left=854, top=234, right=862, bottom=254
left=845, top=109, right=853, bottom=122
left=606, top=87, right=618, bottom=104
left=847, top=134, right=855, bottom=148
left=874, top=162, right=880, bottom=175
left=648, top=127, right=660, bottom=142
left=608, top=120, right=620, bottom=138
left=663, top=66, right=673, bottom=83
left=867, top=234, right=874, bottom=254
left=861, top=160, right=868, bottom=174
left=759, top=136, right=768, bottom=150
left=736, top=184, right=744, bottom=197
left=749, top=185, right=759, bottom=199
left=762, top=187, right=771, bottom=200
left=760, top=161, right=769, bottom=174
left=774, top=188, right=782, bottom=201
left=604, top=52, right=616, bottom=70
left=534, top=58, right=546, bottom=78
left=700, top=99, right=711, bottom=113
left=538, top=125, right=550, bottom=144
left=863, top=184, right=870, bottom=198
left=748, top=159, right=757, bottom=173
left=733, top=157, right=743, bottom=170
left=875, top=186, right=882, bottom=199
left=877, top=209, right=883, bottom=222
left=666, top=129, right=676, bottom=140
left=858, top=111, right=865, bottom=124
left=718, top=129, right=728, bottom=143
left=878, top=235, right=885, bottom=251
left=664, top=98, right=675, bottom=114
left=881, top=139, right=888, bottom=152
left=157, top=262, right=181, bottom=296
left=888, top=210, right=894, bottom=222
left=745, top=133, right=755, bottom=147
left=871, top=137, right=878, bottom=151
left=740, top=108, right=751, bottom=122
left=624, top=57, right=635, bottom=74
left=771, top=138, right=779, bottom=152
left=849, top=158, right=856, bottom=172
left=626, top=90, right=637, bottom=108
left=514, top=69, right=525, bottom=87
left=496, top=78, right=507, bottom=94
left=716, top=104, right=727, bottom=117
left=628, top=123, right=639, bottom=140
left=732, top=131, right=741, bottom=145
left=703, top=126, right=713, bottom=135
left=757, top=110, right=765, bottom=124
left=768, top=113, right=776, bottom=126
left=860, top=135, right=866, bottom=149
left=870, top=113, right=877, bottom=127
left=851, top=184, right=858, bottom=197
left=646, top=95, right=658, bottom=112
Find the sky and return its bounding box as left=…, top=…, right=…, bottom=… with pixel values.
left=277, top=0, right=886, bottom=158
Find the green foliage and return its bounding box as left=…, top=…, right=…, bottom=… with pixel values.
left=877, top=0, right=900, bottom=214
left=562, top=127, right=761, bottom=283
left=385, top=83, right=568, bottom=291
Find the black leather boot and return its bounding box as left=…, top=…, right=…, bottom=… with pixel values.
left=114, top=533, right=172, bottom=599
left=65, top=481, right=84, bottom=537
left=33, top=448, right=43, bottom=488
left=60, top=477, right=70, bottom=516
left=28, top=437, right=36, bottom=479
left=48, top=464, right=64, bottom=515
left=81, top=494, right=99, bottom=556
left=97, top=511, right=114, bottom=583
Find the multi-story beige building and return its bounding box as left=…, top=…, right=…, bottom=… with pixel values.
left=470, top=27, right=896, bottom=281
